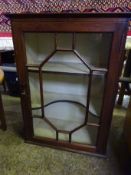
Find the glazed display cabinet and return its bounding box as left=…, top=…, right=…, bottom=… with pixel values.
left=8, top=13, right=130, bottom=156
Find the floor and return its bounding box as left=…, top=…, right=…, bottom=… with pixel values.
left=0, top=94, right=130, bottom=175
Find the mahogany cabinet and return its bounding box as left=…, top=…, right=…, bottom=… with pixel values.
left=8, top=13, right=130, bottom=156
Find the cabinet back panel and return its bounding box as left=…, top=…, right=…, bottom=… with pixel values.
left=24, top=32, right=112, bottom=68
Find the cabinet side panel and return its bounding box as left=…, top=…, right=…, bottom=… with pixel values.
left=96, top=21, right=129, bottom=155
left=11, top=21, right=34, bottom=139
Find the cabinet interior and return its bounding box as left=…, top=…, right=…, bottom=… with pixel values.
left=24, top=32, right=112, bottom=146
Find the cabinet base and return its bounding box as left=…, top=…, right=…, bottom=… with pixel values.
left=24, top=137, right=107, bottom=158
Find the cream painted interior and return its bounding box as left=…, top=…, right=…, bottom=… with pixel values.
left=24, top=33, right=111, bottom=67
left=24, top=32, right=111, bottom=145
left=33, top=117, right=98, bottom=145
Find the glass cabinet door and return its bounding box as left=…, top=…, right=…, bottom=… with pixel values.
left=24, top=32, right=112, bottom=146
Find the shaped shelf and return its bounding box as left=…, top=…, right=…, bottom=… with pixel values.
left=26, top=50, right=108, bottom=76
left=31, top=91, right=102, bottom=118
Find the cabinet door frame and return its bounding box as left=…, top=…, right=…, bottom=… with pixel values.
left=11, top=16, right=128, bottom=155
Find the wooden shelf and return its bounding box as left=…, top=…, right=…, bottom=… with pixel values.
left=27, top=62, right=107, bottom=76
left=31, top=91, right=102, bottom=118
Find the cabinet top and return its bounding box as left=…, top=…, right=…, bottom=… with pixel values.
left=6, top=13, right=131, bottom=19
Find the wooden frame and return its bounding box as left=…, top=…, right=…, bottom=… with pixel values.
left=8, top=13, right=130, bottom=156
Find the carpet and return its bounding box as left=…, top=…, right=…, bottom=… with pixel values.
left=0, top=95, right=128, bottom=175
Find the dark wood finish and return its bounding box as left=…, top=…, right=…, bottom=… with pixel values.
left=39, top=69, right=45, bottom=118
left=9, top=13, right=130, bottom=156
left=29, top=136, right=96, bottom=154
left=0, top=93, right=6, bottom=130
left=26, top=138, right=106, bottom=158
left=96, top=22, right=129, bottom=155
left=6, top=13, right=131, bottom=19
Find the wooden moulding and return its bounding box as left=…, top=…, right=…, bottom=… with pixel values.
left=6, top=13, right=131, bottom=19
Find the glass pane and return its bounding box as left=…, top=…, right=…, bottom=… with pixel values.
left=24, top=33, right=55, bottom=65
left=43, top=73, right=88, bottom=140
left=43, top=51, right=89, bottom=74
left=28, top=72, right=41, bottom=109
left=75, top=33, right=112, bottom=68
left=44, top=102, right=85, bottom=130
left=33, top=118, right=56, bottom=139
left=43, top=74, right=87, bottom=105
left=24, top=33, right=112, bottom=68
left=56, top=33, right=72, bottom=49
left=59, top=133, right=69, bottom=142
left=88, top=73, right=106, bottom=124
left=72, top=125, right=98, bottom=145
